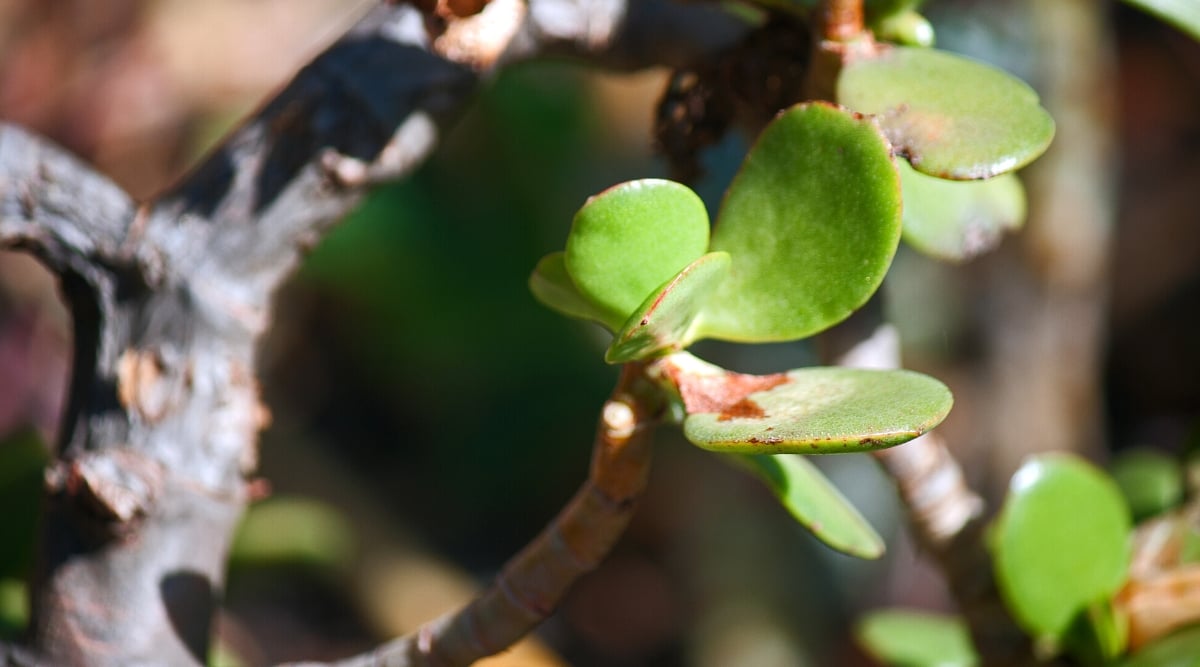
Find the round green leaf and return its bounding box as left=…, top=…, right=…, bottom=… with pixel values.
left=838, top=47, right=1055, bottom=180
left=1112, top=449, right=1185, bottom=522
left=700, top=103, right=902, bottom=343
left=1120, top=625, right=1200, bottom=667
left=529, top=252, right=620, bottom=329
left=898, top=159, right=1026, bottom=262
left=857, top=610, right=979, bottom=667
left=565, top=179, right=709, bottom=323
left=606, top=252, right=730, bottom=364
left=992, top=454, right=1132, bottom=648
left=683, top=367, right=952, bottom=454
left=737, top=453, right=885, bottom=558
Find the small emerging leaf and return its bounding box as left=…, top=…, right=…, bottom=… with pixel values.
left=700, top=103, right=902, bottom=343
left=898, top=159, right=1026, bottom=262
left=857, top=609, right=979, bottom=667
left=992, top=454, right=1132, bottom=651
left=838, top=47, right=1054, bottom=180
left=737, top=453, right=884, bottom=558
left=872, top=10, right=936, bottom=48
left=529, top=252, right=619, bottom=329
left=1122, top=0, right=1200, bottom=41
left=606, top=252, right=730, bottom=364
left=565, top=179, right=709, bottom=324
left=682, top=367, right=952, bottom=454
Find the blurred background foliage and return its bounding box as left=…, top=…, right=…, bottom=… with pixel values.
left=0, top=1, right=1198, bottom=665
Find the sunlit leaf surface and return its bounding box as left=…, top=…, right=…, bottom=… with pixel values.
left=565, top=179, right=709, bottom=324
left=838, top=47, right=1054, bottom=180
left=701, top=103, right=902, bottom=342
left=682, top=367, right=952, bottom=454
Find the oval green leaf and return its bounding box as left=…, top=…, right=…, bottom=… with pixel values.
left=898, top=159, right=1026, bottom=262
left=857, top=610, right=979, bottom=667
left=838, top=47, right=1055, bottom=180
left=606, top=252, right=730, bottom=364
left=565, top=179, right=710, bottom=324
left=683, top=367, right=952, bottom=454
left=1120, top=625, right=1200, bottom=667
left=737, top=453, right=884, bottom=558
left=529, top=252, right=621, bottom=329
left=700, top=103, right=902, bottom=343
left=992, top=454, right=1132, bottom=648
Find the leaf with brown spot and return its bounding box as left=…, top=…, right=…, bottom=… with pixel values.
left=682, top=367, right=952, bottom=454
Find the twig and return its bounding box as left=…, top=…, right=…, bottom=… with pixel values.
left=0, top=1, right=747, bottom=665
left=838, top=325, right=1052, bottom=667
left=285, top=364, right=663, bottom=667
left=821, top=0, right=864, bottom=42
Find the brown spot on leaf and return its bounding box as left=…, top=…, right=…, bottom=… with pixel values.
left=717, top=397, right=767, bottom=421
left=665, top=365, right=788, bottom=416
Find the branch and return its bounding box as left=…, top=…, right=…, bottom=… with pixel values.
left=839, top=326, right=1053, bottom=667
left=1, top=1, right=748, bottom=665
left=286, top=364, right=662, bottom=667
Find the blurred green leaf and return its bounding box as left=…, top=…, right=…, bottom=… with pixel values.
left=871, top=10, right=936, bottom=47
left=529, top=252, right=616, bottom=328
left=1120, top=625, right=1200, bottom=667
left=1112, top=449, right=1185, bottom=522
left=898, top=159, right=1026, bottom=262
left=1122, top=0, right=1200, bottom=41
left=737, top=453, right=884, bottom=558
left=230, top=497, right=355, bottom=570
left=838, top=47, right=1054, bottom=180
left=1063, top=598, right=1129, bottom=664
left=606, top=252, right=730, bottom=364
left=0, top=430, right=48, bottom=580
left=856, top=609, right=978, bottom=667
left=0, top=578, right=26, bottom=639
left=701, top=103, right=902, bottom=342
left=992, top=454, right=1132, bottom=650
left=565, top=179, right=710, bottom=325
left=683, top=367, right=952, bottom=454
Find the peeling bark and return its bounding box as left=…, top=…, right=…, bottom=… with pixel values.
left=0, top=2, right=746, bottom=664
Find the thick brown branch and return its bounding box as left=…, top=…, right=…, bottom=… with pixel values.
left=286, top=365, right=662, bottom=667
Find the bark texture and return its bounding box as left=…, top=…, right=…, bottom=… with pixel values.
left=0, top=2, right=746, bottom=665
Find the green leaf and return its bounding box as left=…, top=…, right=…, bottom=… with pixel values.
left=737, top=453, right=884, bottom=558
left=856, top=609, right=979, bottom=667
left=529, top=252, right=619, bottom=329
left=1112, top=449, right=1185, bottom=522
left=682, top=367, right=952, bottom=454
left=838, top=47, right=1055, bottom=180
left=565, top=179, right=710, bottom=324
left=1063, top=598, right=1129, bottom=664
left=898, top=159, right=1026, bottom=262
left=871, top=10, right=936, bottom=48
left=0, top=579, right=26, bottom=640
left=1120, top=625, right=1200, bottom=667
left=1122, top=0, right=1200, bottom=41
left=992, top=454, right=1132, bottom=650
left=606, top=252, right=731, bottom=364
left=700, top=103, right=902, bottom=342
left=231, top=497, right=356, bottom=569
